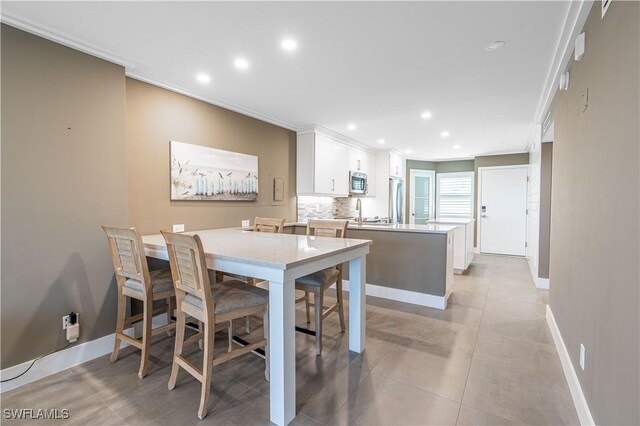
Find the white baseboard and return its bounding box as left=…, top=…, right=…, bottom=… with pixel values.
left=339, top=280, right=447, bottom=310
left=0, top=314, right=168, bottom=394
left=473, top=246, right=480, bottom=254
left=535, top=277, right=550, bottom=289
left=546, top=305, right=595, bottom=425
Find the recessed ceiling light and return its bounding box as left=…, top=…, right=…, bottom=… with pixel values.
left=440, top=131, right=450, bottom=138
left=378, top=139, right=386, bottom=145
left=196, top=73, right=211, bottom=84
left=281, top=38, right=298, bottom=52
left=453, top=144, right=461, bottom=150
left=347, top=123, right=357, bottom=130
left=496, top=114, right=507, bottom=118
left=405, top=149, right=413, bottom=154
left=485, top=41, right=506, bottom=52
left=234, top=57, right=250, bottom=70
left=421, top=111, right=432, bottom=119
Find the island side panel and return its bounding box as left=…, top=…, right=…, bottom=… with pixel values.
left=292, top=226, right=449, bottom=297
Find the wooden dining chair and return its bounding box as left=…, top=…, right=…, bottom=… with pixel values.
left=101, top=225, right=176, bottom=379
left=216, top=216, right=285, bottom=333
left=295, top=219, right=349, bottom=355
left=161, top=230, right=269, bottom=420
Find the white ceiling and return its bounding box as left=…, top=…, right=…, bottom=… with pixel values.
left=2, top=1, right=570, bottom=161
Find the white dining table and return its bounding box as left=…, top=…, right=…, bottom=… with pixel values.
left=142, top=228, right=371, bottom=425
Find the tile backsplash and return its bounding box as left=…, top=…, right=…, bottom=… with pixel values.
left=297, top=196, right=357, bottom=222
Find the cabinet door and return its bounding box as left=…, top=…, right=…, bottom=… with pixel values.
left=332, top=142, right=350, bottom=195
left=365, top=151, right=376, bottom=196
left=348, top=147, right=359, bottom=172
left=389, top=153, right=400, bottom=177
left=314, top=135, right=335, bottom=194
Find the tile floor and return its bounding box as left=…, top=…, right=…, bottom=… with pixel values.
left=1, top=255, right=579, bottom=425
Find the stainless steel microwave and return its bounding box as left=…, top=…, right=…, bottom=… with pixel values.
left=349, top=171, right=368, bottom=195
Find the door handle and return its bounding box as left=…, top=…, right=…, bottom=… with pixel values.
left=481, top=213, right=487, bottom=218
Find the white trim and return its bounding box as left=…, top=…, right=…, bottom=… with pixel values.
left=473, top=246, right=480, bottom=254
left=535, top=277, right=550, bottom=290
left=0, top=314, right=168, bottom=394
left=0, top=12, right=299, bottom=133
left=297, top=125, right=376, bottom=154
left=531, top=0, right=594, bottom=149
left=546, top=305, right=595, bottom=426
left=0, top=12, right=138, bottom=70
left=476, top=165, right=529, bottom=255
left=339, top=280, right=448, bottom=310
left=409, top=169, right=436, bottom=224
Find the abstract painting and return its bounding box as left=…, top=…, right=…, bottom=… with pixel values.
left=170, top=140, right=258, bottom=201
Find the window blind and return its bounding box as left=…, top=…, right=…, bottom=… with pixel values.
left=437, top=172, right=474, bottom=219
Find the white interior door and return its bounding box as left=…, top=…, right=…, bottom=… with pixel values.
left=479, top=167, right=528, bottom=256
left=409, top=170, right=435, bottom=224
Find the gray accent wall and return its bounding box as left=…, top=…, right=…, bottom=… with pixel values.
left=550, top=2, right=639, bottom=424
left=1, top=25, right=129, bottom=367
left=538, top=142, right=552, bottom=279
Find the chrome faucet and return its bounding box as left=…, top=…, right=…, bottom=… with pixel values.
left=355, top=198, right=363, bottom=226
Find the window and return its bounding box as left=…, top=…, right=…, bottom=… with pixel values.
left=436, top=172, right=474, bottom=219
left=409, top=170, right=435, bottom=224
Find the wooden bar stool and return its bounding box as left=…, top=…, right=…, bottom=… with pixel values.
left=295, top=220, right=348, bottom=355
left=161, top=230, right=269, bottom=420
left=101, top=225, right=177, bottom=378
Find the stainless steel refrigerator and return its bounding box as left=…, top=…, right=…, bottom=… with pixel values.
left=389, top=177, right=404, bottom=224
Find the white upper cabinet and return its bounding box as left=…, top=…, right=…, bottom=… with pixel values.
left=348, top=147, right=369, bottom=173
left=389, top=151, right=405, bottom=178
left=297, top=130, right=350, bottom=197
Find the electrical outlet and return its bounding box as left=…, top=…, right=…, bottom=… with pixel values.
left=62, top=314, right=71, bottom=330
left=580, top=343, right=586, bottom=370
left=241, top=220, right=250, bottom=227
left=172, top=224, right=185, bottom=233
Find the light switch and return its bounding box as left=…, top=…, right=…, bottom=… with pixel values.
left=273, top=178, right=284, bottom=201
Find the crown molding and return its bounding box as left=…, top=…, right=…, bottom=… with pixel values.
left=297, top=125, right=377, bottom=153
left=0, top=10, right=299, bottom=132
left=0, top=11, right=138, bottom=69
left=533, top=1, right=594, bottom=126
left=127, top=73, right=298, bottom=131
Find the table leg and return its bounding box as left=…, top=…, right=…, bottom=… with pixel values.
left=268, top=278, right=296, bottom=426
left=348, top=255, right=366, bottom=353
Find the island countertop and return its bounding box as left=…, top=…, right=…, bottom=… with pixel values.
left=289, top=221, right=456, bottom=234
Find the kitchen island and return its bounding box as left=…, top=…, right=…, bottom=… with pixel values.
left=289, top=222, right=456, bottom=309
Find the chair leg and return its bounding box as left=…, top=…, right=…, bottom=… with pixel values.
left=198, top=321, right=204, bottom=351
left=263, top=307, right=270, bottom=381
left=168, top=310, right=186, bottom=391
left=336, top=280, right=346, bottom=333
left=314, top=292, right=323, bottom=356
left=227, top=321, right=233, bottom=352
left=138, top=298, right=153, bottom=379
left=166, top=297, right=175, bottom=337
left=305, top=291, right=311, bottom=325
left=245, top=315, right=251, bottom=333
left=111, top=292, right=126, bottom=363
left=198, top=319, right=215, bottom=420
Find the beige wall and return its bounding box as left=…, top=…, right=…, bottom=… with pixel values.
left=538, top=142, right=553, bottom=279
left=1, top=25, right=128, bottom=367
left=126, top=79, right=297, bottom=234
left=550, top=2, right=639, bottom=424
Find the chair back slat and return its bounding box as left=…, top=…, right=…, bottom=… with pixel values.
left=102, top=226, right=151, bottom=293
left=306, top=220, right=349, bottom=239
left=161, top=231, right=213, bottom=312
left=253, top=217, right=286, bottom=233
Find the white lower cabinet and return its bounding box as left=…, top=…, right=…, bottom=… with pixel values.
left=429, top=219, right=475, bottom=274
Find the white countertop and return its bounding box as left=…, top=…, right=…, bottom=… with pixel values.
left=289, top=221, right=456, bottom=235
left=143, top=228, right=372, bottom=270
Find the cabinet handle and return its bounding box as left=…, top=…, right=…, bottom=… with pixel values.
left=332, top=179, right=335, bottom=191
left=357, top=160, right=361, bottom=171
